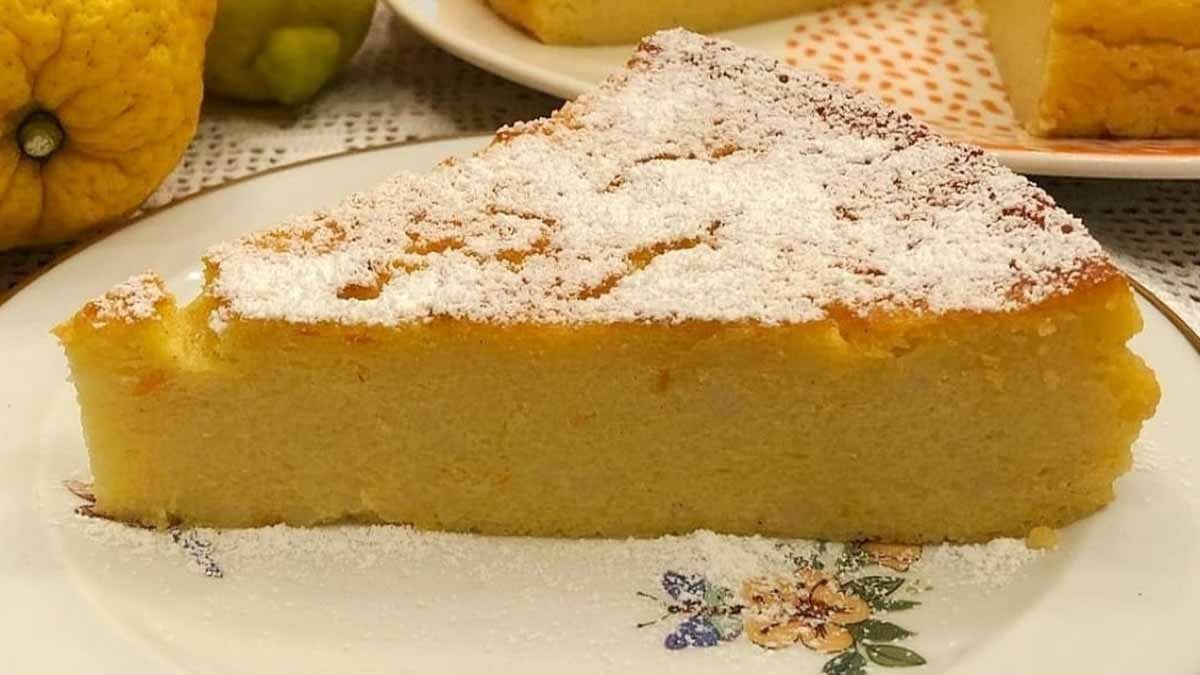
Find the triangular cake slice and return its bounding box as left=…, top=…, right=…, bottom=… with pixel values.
left=56, top=30, right=1159, bottom=542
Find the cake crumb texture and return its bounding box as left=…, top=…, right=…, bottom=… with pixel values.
left=983, top=0, right=1200, bottom=138
left=1024, top=526, right=1059, bottom=550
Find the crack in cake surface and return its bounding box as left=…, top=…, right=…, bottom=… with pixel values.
left=202, top=29, right=1111, bottom=327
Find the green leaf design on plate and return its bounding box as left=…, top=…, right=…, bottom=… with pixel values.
left=707, top=613, right=743, bottom=641
left=836, top=543, right=871, bottom=573
left=864, top=643, right=927, bottom=667
left=703, top=583, right=734, bottom=609
left=844, top=576, right=905, bottom=606
left=823, top=650, right=868, bottom=675
left=797, top=552, right=825, bottom=570
left=847, top=619, right=915, bottom=643
left=873, top=599, right=921, bottom=612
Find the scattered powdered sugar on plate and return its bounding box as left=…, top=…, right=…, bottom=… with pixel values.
left=73, top=513, right=176, bottom=558
left=67, top=513, right=1040, bottom=592
left=911, top=539, right=1043, bottom=590
left=1133, top=439, right=1161, bottom=473
left=1131, top=439, right=1195, bottom=499
left=201, top=29, right=1112, bottom=328
left=61, top=513, right=1052, bottom=668
left=70, top=517, right=795, bottom=588
left=1132, top=438, right=1191, bottom=474
left=650, top=530, right=799, bottom=588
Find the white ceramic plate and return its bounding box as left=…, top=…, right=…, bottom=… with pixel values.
left=387, top=0, right=1200, bottom=179
left=2, top=138, right=1199, bottom=674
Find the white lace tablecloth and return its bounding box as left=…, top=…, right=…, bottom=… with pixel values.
left=3, top=6, right=1198, bottom=334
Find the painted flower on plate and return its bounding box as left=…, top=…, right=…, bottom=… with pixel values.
left=741, top=568, right=870, bottom=652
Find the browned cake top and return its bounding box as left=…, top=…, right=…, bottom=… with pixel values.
left=200, top=29, right=1112, bottom=327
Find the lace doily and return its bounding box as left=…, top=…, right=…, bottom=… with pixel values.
left=1044, top=178, right=1200, bottom=330
left=1, top=6, right=1197, bottom=335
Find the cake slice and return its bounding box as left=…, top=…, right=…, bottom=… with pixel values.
left=56, top=30, right=1159, bottom=542
left=980, top=0, right=1200, bottom=137
left=487, top=0, right=843, bottom=45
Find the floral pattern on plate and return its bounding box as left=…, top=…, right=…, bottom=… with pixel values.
left=640, top=542, right=927, bottom=673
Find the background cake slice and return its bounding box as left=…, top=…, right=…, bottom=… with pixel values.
left=980, top=0, right=1200, bottom=137
left=56, top=30, right=1159, bottom=542
left=486, top=0, right=842, bottom=45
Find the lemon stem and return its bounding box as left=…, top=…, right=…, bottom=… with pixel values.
left=18, top=111, right=65, bottom=160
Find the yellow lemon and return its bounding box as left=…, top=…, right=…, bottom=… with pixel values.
left=0, top=0, right=217, bottom=250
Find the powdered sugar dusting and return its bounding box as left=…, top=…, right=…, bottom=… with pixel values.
left=913, top=538, right=1044, bottom=589
left=64, top=514, right=1053, bottom=669
left=70, top=514, right=1040, bottom=592
left=204, top=29, right=1110, bottom=327
left=72, top=518, right=795, bottom=588
left=85, top=273, right=168, bottom=326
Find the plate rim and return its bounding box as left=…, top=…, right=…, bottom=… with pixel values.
left=390, top=0, right=590, bottom=101
left=385, top=0, right=1200, bottom=180
left=2, top=135, right=1197, bottom=355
